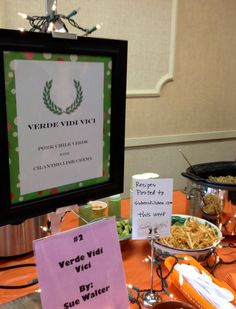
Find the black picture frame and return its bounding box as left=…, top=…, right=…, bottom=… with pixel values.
left=0, top=29, right=127, bottom=226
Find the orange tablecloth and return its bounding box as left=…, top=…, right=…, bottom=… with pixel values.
left=0, top=191, right=235, bottom=307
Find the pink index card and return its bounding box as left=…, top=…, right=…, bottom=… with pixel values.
left=33, top=217, right=129, bottom=309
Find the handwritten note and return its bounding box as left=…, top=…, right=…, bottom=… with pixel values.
left=132, top=178, right=173, bottom=240
left=33, top=217, right=129, bottom=309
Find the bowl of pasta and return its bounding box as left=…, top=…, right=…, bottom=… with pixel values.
left=154, top=214, right=222, bottom=261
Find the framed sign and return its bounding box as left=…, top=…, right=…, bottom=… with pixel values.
left=0, top=29, right=127, bottom=226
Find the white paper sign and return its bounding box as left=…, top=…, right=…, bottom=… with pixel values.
left=14, top=60, right=104, bottom=194
left=132, top=178, right=173, bottom=240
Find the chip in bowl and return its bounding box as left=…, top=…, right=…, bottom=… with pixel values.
left=153, top=214, right=222, bottom=261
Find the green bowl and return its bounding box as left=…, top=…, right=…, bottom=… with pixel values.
left=116, top=218, right=132, bottom=241
left=91, top=216, right=132, bottom=241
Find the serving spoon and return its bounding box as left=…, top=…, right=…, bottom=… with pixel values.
left=178, top=149, right=200, bottom=177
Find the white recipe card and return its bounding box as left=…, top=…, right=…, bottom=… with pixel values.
left=131, top=178, right=173, bottom=240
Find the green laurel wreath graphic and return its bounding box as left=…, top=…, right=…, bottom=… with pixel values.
left=43, top=80, right=83, bottom=115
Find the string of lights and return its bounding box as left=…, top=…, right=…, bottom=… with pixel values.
left=204, top=242, right=236, bottom=275
left=126, top=244, right=236, bottom=308
left=18, top=2, right=102, bottom=35
left=127, top=255, right=179, bottom=308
